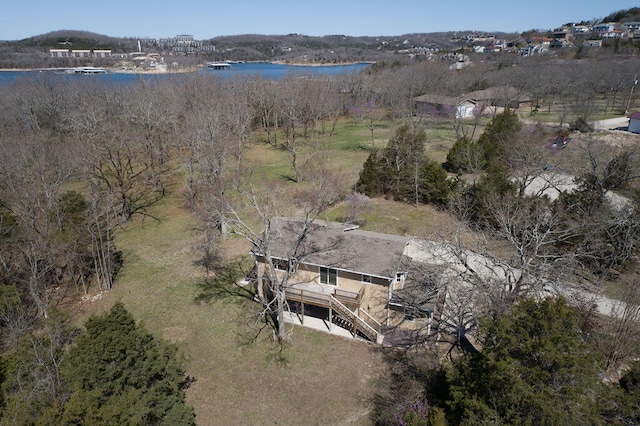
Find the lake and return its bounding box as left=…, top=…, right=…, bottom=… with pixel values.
left=0, top=62, right=371, bottom=85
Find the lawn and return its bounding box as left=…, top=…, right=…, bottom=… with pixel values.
left=80, top=188, right=387, bottom=425
left=71, top=116, right=460, bottom=425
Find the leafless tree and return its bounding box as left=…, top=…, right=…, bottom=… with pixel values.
left=200, top=167, right=343, bottom=341
left=573, top=135, right=640, bottom=202
left=128, top=79, right=180, bottom=194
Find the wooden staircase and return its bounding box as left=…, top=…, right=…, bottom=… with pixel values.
left=330, top=296, right=381, bottom=343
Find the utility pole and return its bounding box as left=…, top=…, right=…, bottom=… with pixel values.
left=625, top=74, right=637, bottom=115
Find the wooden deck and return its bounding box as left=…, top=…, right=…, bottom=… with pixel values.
left=284, top=282, right=364, bottom=308
left=285, top=282, right=382, bottom=343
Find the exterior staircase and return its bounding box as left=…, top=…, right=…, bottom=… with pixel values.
left=330, top=296, right=381, bottom=343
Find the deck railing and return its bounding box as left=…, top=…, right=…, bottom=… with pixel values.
left=285, top=285, right=364, bottom=308
left=358, top=308, right=382, bottom=335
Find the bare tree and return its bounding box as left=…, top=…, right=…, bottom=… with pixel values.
left=201, top=167, right=343, bottom=341
left=573, top=135, right=640, bottom=202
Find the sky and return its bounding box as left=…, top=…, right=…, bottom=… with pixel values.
left=2, top=1, right=639, bottom=41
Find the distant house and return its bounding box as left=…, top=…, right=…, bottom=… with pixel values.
left=250, top=219, right=439, bottom=343
left=411, top=94, right=477, bottom=118
left=601, top=30, right=624, bottom=39
left=572, top=25, right=591, bottom=34
left=71, top=50, right=92, bottom=58
left=463, top=86, right=531, bottom=110
left=413, top=85, right=530, bottom=118
left=628, top=112, right=640, bottom=134
left=592, top=23, right=617, bottom=34
left=520, top=43, right=548, bottom=56
left=623, top=22, right=640, bottom=37
left=550, top=38, right=573, bottom=49
left=93, top=50, right=112, bottom=58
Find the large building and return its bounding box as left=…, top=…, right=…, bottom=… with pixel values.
left=49, top=49, right=112, bottom=58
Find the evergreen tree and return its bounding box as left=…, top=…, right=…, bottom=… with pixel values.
left=356, top=149, right=384, bottom=196
left=445, top=137, right=483, bottom=174
left=418, top=158, right=453, bottom=206
left=356, top=125, right=452, bottom=206
left=477, top=109, right=521, bottom=169
left=61, top=303, right=195, bottom=425
left=443, top=298, right=604, bottom=425
left=381, top=125, right=427, bottom=197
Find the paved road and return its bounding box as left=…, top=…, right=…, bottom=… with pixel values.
left=593, top=116, right=629, bottom=130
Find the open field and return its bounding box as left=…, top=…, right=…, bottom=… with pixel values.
left=68, top=117, right=459, bottom=425
left=76, top=190, right=388, bottom=425
left=63, top=103, right=640, bottom=424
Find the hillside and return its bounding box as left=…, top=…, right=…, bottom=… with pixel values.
left=1, top=6, right=638, bottom=69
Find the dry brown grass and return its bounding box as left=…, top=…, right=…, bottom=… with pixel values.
left=67, top=117, right=462, bottom=425
left=73, top=191, right=388, bottom=425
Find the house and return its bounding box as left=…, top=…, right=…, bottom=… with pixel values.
left=520, top=43, right=548, bottom=56
left=623, top=22, right=640, bottom=37
left=463, top=85, right=532, bottom=110
left=628, top=112, right=640, bottom=134
left=549, top=38, right=574, bottom=49
left=93, top=50, right=112, bottom=58
left=592, top=23, right=617, bottom=34
left=583, top=39, right=603, bottom=48
left=251, top=218, right=438, bottom=343
left=601, top=30, right=625, bottom=39
left=411, top=94, right=477, bottom=118
left=572, top=25, right=591, bottom=34
left=71, top=50, right=92, bottom=58
left=413, top=85, right=530, bottom=118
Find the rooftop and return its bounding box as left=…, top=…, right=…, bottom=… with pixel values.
left=263, top=218, right=412, bottom=279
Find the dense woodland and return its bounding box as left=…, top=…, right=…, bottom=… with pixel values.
left=1, top=37, right=640, bottom=423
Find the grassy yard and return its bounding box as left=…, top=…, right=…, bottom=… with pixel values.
left=69, top=116, right=460, bottom=425
left=75, top=105, right=631, bottom=424
left=79, top=190, right=387, bottom=425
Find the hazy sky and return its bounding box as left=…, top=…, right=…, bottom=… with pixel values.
left=2, top=1, right=638, bottom=41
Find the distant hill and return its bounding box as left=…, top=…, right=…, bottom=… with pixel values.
left=0, top=7, right=637, bottom=69
left=16, top=30, right=136, bottom=52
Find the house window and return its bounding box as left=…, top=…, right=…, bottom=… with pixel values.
left=320, top=267, right=337, bottom=286
left=361, top=274, right=372, bottom=283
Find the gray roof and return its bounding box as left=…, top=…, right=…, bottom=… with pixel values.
left=390, top=261, right=446, bottom=312
left=463, top=85, right=531, bottom=103
left=413, top=85, right=531, bottom=106
left=412, top=93, right=458, bottom=105
left=263, top=218, right=412, bottom=280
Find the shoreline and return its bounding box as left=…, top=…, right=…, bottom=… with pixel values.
left=0, top=61, right=374, bottom=73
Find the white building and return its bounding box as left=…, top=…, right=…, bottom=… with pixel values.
left=49, top=49, right=69, bottom=58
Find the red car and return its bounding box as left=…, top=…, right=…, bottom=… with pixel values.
left=551, top=134, right=567, bottom=148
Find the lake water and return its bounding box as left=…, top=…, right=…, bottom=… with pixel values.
left=0, top=62, right=371, bottom=85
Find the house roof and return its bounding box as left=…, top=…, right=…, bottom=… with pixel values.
left=411, top=94, right=476, bottom=107
left=413, top=85, right=531, bottom=107
left=412, top=93, right=458, bottom=105
left=262, top=218, right=412, bottom=280
left=463, top=85, right=531, bottom=103
left=628, top=112, right=640, bottom=120
left=389, top=261, right=445, bottom=312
